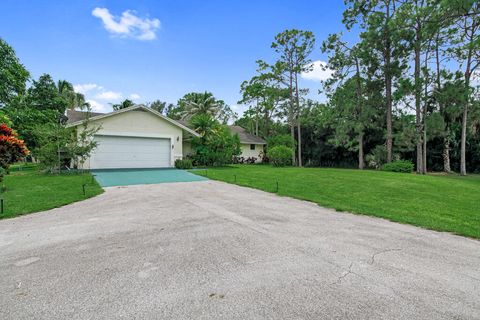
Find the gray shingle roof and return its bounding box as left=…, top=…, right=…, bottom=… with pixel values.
left=66, top=110, right=104, bottom=124
left=229, top=126, right=266, bottom=144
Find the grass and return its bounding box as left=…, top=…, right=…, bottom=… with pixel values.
left=192, top=165, right=480, bottom=239
left=0, top=165, right=103, bottom=219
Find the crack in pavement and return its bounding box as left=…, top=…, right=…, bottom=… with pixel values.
left=368, top=248, right=402, bottom=265
left=330, top=262, right=355, bottom=285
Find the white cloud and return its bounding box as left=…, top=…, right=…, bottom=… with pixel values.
left=129, top=93, right=141, bottom=100
left=95, top=90, right=122, bottom=100
left=73, top=83, right=101, bottom=94
left=231, top=104, right=247, bottom=118
left=92, top=7, right=160, bottom=41
left=301, top=60, right=334, bottom=82
left=87, top=99, right=108, bottom=113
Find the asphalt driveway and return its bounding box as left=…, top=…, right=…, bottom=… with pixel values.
left=0, top=181, right=479, bottom=319
left=92, top=168, right=208, bottom=187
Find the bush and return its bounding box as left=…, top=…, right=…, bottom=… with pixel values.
left=190, top=115, right=241, bottom=166
left=267, top=145, right=293, bottom=167
left=267, top=134, right=296, bottom=149
left=382, top=160, right=414, bottom=173
left=175, top=159, right=193, bottom=169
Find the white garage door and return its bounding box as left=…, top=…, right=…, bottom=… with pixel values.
left=90, top=135, right=171, bottom=169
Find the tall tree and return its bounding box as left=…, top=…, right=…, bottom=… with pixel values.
left=0, top=38, right=29, bottom=107
left=447, top=0, right=480, bottom=175
left=322, top=33, right=380, bottom=169
left=344, top=0, right=405, bottom=163
left=239, top=65, right=288, bottom=137
left=148, top=100, right=174, bottom=115
left=27, top=74, right=68, bottom=114
left=57, top=80, right=89, bottom=110
left=271, top=29, right=315, bottom=166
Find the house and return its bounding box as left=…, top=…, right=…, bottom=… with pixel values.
left=66, top=105, right=199, bottom=169
left=178, top=123, right=266, bottom=163
left=66, top=106, right=266, bottom=169
left=228, top=126, right=266, bottom=162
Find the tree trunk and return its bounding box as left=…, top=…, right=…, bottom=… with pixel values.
left=460, top=105, right=468, bottom=175
left=414, top=21, right=423, bottom=174
left=461, top=51, right=472, bottom=176
left=443, top=135, right=451, bottom=173
left=385, top=0, right=393, bottom=163
left=297, top=119, right=302, bottom=167
left=290, top=120, right=295, bottom=166
left=289, top=71, right=296, bottom=166
left=294, top=72, right=302, bottom=167
left=423, top=122, right=427, bottom=174
left=358, top=132, right=365, bottom=170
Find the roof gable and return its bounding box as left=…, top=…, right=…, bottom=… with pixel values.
left=229, top=126, right=266, bottom=144
left=66, top=105, right=200, bottom=137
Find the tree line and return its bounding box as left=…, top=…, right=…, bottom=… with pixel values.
left=236, top=0, right=480, bottom=174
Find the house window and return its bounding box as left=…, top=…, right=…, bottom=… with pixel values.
left=250, top=144, right=255, bottom=150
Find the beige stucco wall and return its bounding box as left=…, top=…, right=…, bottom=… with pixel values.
left=239, top=143, right=264, bottom=162
left=78, top=109, right=184, bottom=169
left=182, top=141, right=193, bottom=158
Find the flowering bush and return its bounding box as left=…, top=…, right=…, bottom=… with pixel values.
left=0, top=123, right=29, bottom=182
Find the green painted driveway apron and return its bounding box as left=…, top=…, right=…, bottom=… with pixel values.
left=92, top=168, right=208, bottom=187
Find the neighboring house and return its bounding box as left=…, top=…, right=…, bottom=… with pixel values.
left=178, top=121, right=267, bottom=163
left=66, top=105, right=199, bottom=169
left=228, top=126, right=266, bottom=162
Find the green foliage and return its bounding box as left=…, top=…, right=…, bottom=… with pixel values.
left=267, top=145, right=293, bottom=167
left=267, top=134, right=295, bottom=149
left=34, top=120, right=99, bottom=172
left=149, top=100, right=174, bottom=115
left=0, top=110, right=12, bottom=126
left=175, top=159, right=193, bottom=169
left=112, top=99, right=134, bottom=111
left=0, top=37, right=30, bottom=107
left=189, top=114, right=241, bottom=166
left=27, top=74, right=68, bottom=113
left=382, top=160, right=414, bottom=173
left=177, top=91, right=236, bottom=123
left=366, top=145, right=389, bottom=169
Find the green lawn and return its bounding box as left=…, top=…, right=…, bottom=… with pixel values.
left=0, top=166, right=103, bottom=219
left=192, top=165, right=480, bottom=239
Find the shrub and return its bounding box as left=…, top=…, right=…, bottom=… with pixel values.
left=175, top=159, right=193, bottom=169
left=267, top=145, right=293, bottom=167
left=382, top=160, right=414, bottom=173
left=0, top=123, right=29, bottom=182
left=190, top=115, right=241, bottom=166
left=267, top=134, right=296, bottom=149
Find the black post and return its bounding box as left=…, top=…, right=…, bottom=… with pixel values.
left=275, top=181, right=279, bottom=193
left=1, top=199, right=3, bottom=214
left=234, top=174, right=237, bottom=183
left=82, top=184, right=86, bottom=196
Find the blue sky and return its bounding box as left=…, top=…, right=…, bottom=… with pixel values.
left=1, top=0, right=350, bottom=114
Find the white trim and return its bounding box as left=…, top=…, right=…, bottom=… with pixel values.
left=66, top=105, right=200, bottom=137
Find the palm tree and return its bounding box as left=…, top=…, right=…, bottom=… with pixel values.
left=57, top=80, right=90, bottom=110
left=181, top=92, right=219, bottom=119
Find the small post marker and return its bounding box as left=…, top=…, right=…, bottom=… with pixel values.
left=275, top=181, right=279, bottom=193
left=234, top=174, right=237, bottom=183
left=82, top=184, right=86, bottom=196
left=1, top=199, right=3, bottom=214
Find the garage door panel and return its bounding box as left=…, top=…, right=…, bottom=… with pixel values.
left=90, top=136, right=171, bottom=169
